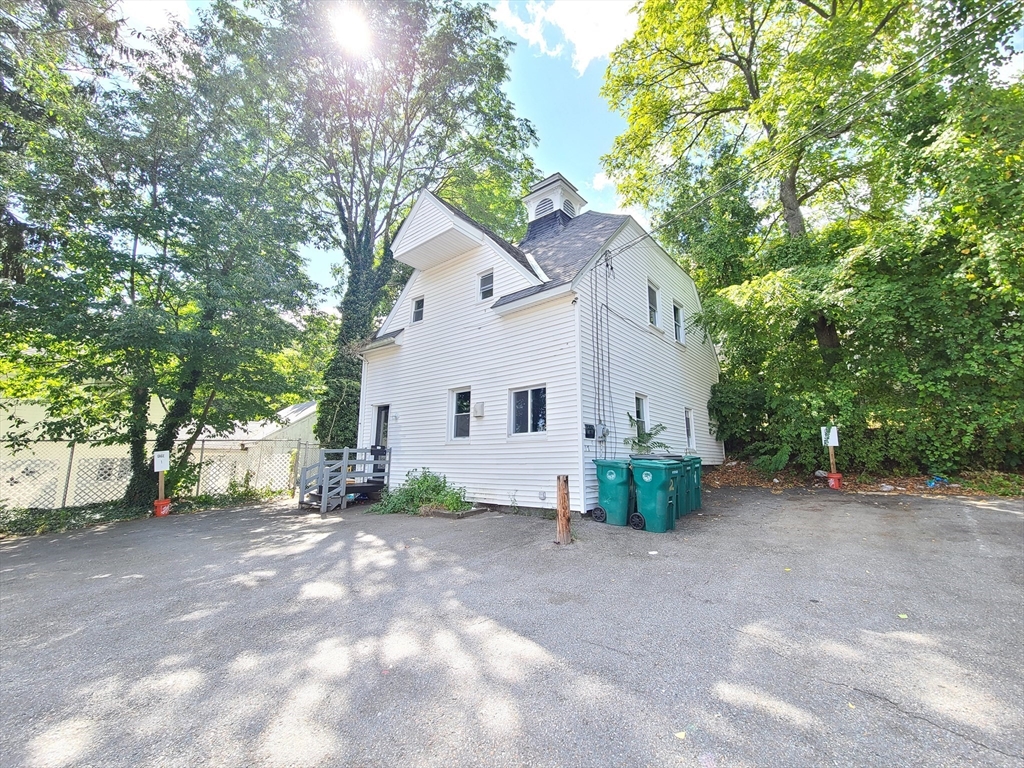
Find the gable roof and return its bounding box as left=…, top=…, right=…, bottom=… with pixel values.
left=199, top=400, right=317, bottom=441
left=431, top=195, right=539, bottom=280
left=518, top=209, right=630, bottom=284
left=379, top=192, right=634, bottom=324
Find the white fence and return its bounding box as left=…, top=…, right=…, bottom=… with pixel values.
left=0, top=439, right=322, bottom=510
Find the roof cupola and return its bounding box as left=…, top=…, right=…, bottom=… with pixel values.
left=523, top=173, right=587, bottom=222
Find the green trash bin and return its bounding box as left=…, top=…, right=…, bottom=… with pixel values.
left=592, top=459, right=633, bottom=526
left=688, top=457, right=703, bottom=510
left=630, top=459, right=677, bottom=533
left=677, top=459, right=693, bottom=517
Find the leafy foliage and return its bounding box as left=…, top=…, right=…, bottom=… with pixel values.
left=623, top=413, right=671, bottom=454
left=608, top=1, right=1022, bottom=475
left=371, top=469, right=471, bottom=515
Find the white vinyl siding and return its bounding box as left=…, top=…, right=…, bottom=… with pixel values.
left=359, top=243, right=581, bottom=511
left=577, top=218, right=724, bottom=510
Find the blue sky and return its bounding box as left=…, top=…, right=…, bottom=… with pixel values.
left=118, top=1, right=644, bottom=304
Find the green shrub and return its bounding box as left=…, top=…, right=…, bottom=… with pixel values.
left=371, top=469, right=470, bottom=515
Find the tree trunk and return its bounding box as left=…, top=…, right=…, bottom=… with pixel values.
left=779, top=160, right=842, bottom=368
left=779, top=161, right=806, bottom=237
left=813, top=312, right=842, bottom=370
left=315, top=237, right=397, bottom=448
left=151, top=367, right=204, bottom=495
left=123, top=384, right=156, bottom=504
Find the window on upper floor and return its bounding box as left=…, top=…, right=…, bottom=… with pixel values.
left=511, top=386, right=546, bottom=434
left=673, top=303, right=686, bottom=344
left=412, top=296, right=424, bottom=323
left=480, top=271, right=494, bottom=300
left=684, top=407, right=696, bottom=450
left=634, top=394, right=647, bottom=436
left=452, top=389, right=471, bottom=439
left=648, top=283, right=659, bottom=326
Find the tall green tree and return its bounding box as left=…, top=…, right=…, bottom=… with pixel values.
left=2, top=6, right=318, bottom=501
left=604, top=0, right=1022, bottom=472
left=255, top=0, right=537, bottom=448
left=604, top=0, right=1014, bottom=367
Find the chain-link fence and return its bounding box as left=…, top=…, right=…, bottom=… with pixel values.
left=1, top=439, right=323, bottom=512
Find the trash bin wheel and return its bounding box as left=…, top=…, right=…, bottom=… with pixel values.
left=629, top=512, right=646, bottom=530
left=592, top=505, right=607, bottom=523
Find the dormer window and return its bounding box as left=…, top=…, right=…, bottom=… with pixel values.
left=535, top=197, right=554, bottom=216
left=479, top=271, right=494, bottom=300
left=412, top=296, right=424, bottom=323
left=562, top=200, right=575, bottom=216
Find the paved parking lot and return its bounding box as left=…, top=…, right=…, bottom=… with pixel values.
left=1, top=488, right=1021, bottom=767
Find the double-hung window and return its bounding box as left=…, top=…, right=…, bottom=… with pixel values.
left=452, top=389, right=471, bottom=439
left=479, top=271, right=494, bottom=300
left=648, top=283, right=659, bottom=326
left=412, top=296, right=425, bottom=323
left=673, top=303, right=686, bottom=344
left=511, top=386, right=546, bottom=434
left=684, top=407, right=696, bottom=450
left=634, top=395, right=647, bottom=435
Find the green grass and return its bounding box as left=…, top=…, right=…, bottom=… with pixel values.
left=954, top=471, right=1024, bottom=497
left=0, top=501, right=151, bottom=537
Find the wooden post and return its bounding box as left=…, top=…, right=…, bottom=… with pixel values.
left=158, top=470, right=165, bottom=500
left=556, top=475, right=571, bottom=545
left=828, top=445, right=837, bottom=474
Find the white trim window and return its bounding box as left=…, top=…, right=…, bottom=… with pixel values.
left=673, top=303, right=686, bottom=344
left=634, top=394, right=648, bottom=435
left=684, top=407, right=696, bottom=450
left=452, top=389, right=471, bottom=439
left=479, top=271, right=494, bottom=300
left=648, top=283, right=659, bottom=326
left=511, top=386, right=546, bottom=434
left=411, top=296, right=425, bottom=323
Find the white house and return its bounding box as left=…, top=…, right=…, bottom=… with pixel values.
left=357, top=174, right=725, bottom=513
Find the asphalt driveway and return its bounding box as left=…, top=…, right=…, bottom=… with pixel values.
left=1, top=488, right=1021, bottom=767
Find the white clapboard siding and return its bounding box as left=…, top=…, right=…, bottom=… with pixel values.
left=576, top=219, right=725, bottom=510
left=393, top=193, right=455, bottom=254
left=359, top=243, right=584, bottom=510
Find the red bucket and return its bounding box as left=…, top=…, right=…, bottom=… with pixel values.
left=154, top=498, right=171, bottom=517
left=826, top=473, right=843, bottom=490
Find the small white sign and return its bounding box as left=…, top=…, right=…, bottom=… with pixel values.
left=153, top=451, right=170, bottom=473
left=820, top=427, right=839, bottom=447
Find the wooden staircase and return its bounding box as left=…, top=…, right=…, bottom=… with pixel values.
left=298, top=447, right=391, bottom=515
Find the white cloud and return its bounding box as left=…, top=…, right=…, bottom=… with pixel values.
left=494, top=0, right=637, bottom=76
left=591, top=171, right=612, bottom=191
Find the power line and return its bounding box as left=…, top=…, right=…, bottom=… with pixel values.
left=596, top=0, right=1019, bottom=266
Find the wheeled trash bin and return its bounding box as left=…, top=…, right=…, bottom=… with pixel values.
left=630, top=459, right=678, bottom=533
left=592, top=459, right=633, bottom=526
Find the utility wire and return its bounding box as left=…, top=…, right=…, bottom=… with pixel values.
left=595, top=0, right=1018, bottom=266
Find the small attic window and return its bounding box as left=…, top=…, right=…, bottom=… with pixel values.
left=562, top=199, right=575, bottom=216
left=535, top=197, right=554, bottom=216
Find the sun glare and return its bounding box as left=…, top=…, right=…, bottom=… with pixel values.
left=330, top=2, right=372, bottom=58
